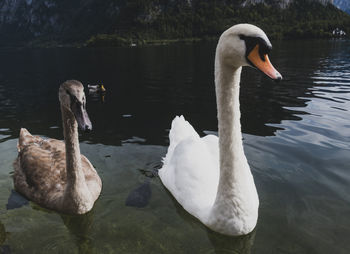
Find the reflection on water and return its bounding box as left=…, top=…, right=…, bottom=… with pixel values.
left=0, top=39, right=349, bottom=253
left=61, top=211, right=95, bottom=254
left=206, top=230, right=256, bottom=254
left=0, top=220, right=10, bottom=253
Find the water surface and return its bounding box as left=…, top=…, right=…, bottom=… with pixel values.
left=0, top=39, right=349, bottom=253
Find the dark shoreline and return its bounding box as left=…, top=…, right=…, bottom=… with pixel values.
left=2, top=35, right=349, bottom=50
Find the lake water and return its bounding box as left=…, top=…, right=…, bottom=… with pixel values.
left=0, top=39, right=349, bottom=253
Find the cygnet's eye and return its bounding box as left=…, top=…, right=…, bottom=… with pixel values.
left=65, top=90, right=81, bottom=107
left=73, top=97, right=81, bottom=106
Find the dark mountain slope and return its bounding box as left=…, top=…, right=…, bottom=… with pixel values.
left=0, top=0, right=348, bottom=46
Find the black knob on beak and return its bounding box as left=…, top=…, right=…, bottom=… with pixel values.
left=275, top=73, right=283, bottom=83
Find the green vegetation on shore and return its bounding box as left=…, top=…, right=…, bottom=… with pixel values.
left=85, top=34, right=203, bottom=47
left=1, top=0, right=349, bottom=47
left=83, top=1, right=350, bottom=47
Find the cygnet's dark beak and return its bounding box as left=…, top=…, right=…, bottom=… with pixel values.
left=83, top=122, right=92, bottom=133
left=72, top=102, right=92, bottom=133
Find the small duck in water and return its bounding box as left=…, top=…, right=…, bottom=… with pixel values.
left=88, top=84, right=106, bottom=94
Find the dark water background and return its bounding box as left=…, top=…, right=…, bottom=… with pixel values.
left=0, top=39, right=349, bottom=253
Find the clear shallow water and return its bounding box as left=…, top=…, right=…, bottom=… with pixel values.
left=0, top=39, right=349, bottom=253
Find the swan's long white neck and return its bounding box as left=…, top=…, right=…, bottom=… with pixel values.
left=216, top=64, right=245, bottom=174
left=61, top=106, right=93, bottom=212
left=214, top=60, right=248, bottom=201
left=208, top=49, right=258, bottom=235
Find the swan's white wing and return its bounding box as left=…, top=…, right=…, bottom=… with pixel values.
left=159, top=116, right=219, bottom=221
left=162, top=115, right=199, bottom=165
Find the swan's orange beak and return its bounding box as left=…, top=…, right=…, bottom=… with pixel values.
left=248, top=44, right=282, bottom=81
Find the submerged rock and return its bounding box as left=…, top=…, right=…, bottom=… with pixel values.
left=125, top=181, right=151, bottom=208
left=6, top=190, right=29, bottom=210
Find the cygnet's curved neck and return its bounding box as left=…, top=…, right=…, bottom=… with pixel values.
left=61, top=105, right=84, bottom=181
left=61, top=105, right=92, bottom=211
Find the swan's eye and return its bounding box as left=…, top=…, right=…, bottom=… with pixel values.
left=241, top=36, right=272, bottom=61
left=258, top=43, right=271, bottom=61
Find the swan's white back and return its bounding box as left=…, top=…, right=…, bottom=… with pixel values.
left=160, top=116, right=220, bottom=221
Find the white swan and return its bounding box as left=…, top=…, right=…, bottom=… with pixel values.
left=159, top=24, right=282, bottom=236
left=13, top=80, right=102, bottom=214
